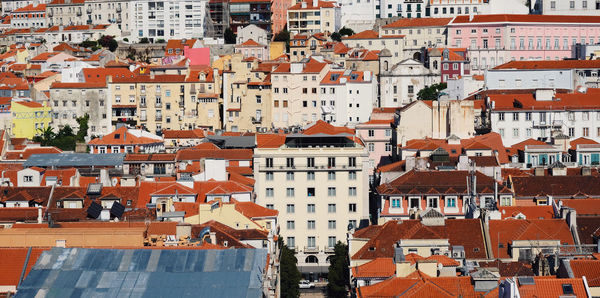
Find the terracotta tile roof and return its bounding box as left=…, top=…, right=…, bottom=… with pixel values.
left=569, top=259, right=600, bottom=287
left=4, top=147, right=62, bottom=160
left=321, top=70, right=370, bottom=85
left=358, top=275, right=475, bottom=297
left=561, top=199, right=600, bottom=216
left=191, top=221, right=253, bottom=248
left=13, top=101, right=43, bottom=108
left=256, top=133, right=286, bottom=148
left=124, top=153, right=176, bottom=162
left=376, top=160, right=405, bottom=173
left=489, top=219, right=574, bottom=259
left=234, top=201, right=278, bottom=218
left=289, top=0, right=336, bottom=9
left=192, top=142, right=220, bottom=149
left=162, top=129, right=208, bottom=139
left=151, top=183, right=196, bottom=196
left=228, top=171, right=255, bottom=186
left=41, top=168, right=77, bottom=186
left=173, top=202, right=199, bottom=217
left=477, top=260, right=534, bottom=277
left=488, top=91, right=600, bottom=111
left=453, top=14, right=600, bottom=25
left=237, top=39, right=264, bottom=47
left=82, top=68, right=134, bottom=82
left=88, top=126, right=162, bottom=146
left=12, top=3, right=46, bottom=12
left=165, top=39, right=197, bottom=55
left=383, top=17, right=452, bottom=28
left=344, top=30, right=380, bottom=39
left=512, top=176, right=600, bottom=199
left=0, top=207, right=44, bottom=222
left=517, top=277, right=588, bottom=298
left=498, top=206, right=554, bottom=220
left=569, top=137, right=599, bottom=150
left=352, top=258, right=395, bottom=278
left=0, top=247, right=49, bottom=287
left=377, top=170, right=499, bottom=196
left=494, top=59, right=600, bottom=70
left=303, top=120, right=355, bottom=135
left=352, top=219, right=487, bottom=260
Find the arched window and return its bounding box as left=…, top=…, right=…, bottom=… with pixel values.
left=305, top=255, right=319, bottom=263
left=384, top=61, right=389, bottom=71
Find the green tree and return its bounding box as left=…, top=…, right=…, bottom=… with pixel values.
left=338, top=27, right=354, bottom=37
left=123, top=38, right=129, bottom=42
left=79, top=40, right=97, bottom=49
left=98, top=35, right=118, bottom=52
left=33, top=126, right=56, bottom=146
left=76, top=114, right=89, bottom=142
left=417, top=82, right=447, bottom=101
left=224, top=28, right=236, bottom=44
left=330, top=32, right=342, bottom=42
left=273, top=27, right=291, bottom=52
left=156, top=39, right=166, bottom=43
left=139, top=37, right=150, bottom=44
left=280, top=239, right=301, bottom=298
left=327, top=242, right=349, bottom=298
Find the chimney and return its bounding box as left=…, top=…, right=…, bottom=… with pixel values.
left=176, top=223, right=192, bottom=240
left=37, top=205, right=43, bottom=224
left=209, top=231, right=217, bottom=244
left=534, top=167, right=545, bottom=176
left=405, top=156, right=416, bottom=171
left=582, top=167, right=592, bottom=176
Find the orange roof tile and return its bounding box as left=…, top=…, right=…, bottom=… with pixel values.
left=289, top=0, right=336, bottom=9
left=452, top=14, right=600, bottom=25
left=383, top=17, right=452, bottom=28
left=234, top=201, right=278, bottom=218
left=0, top=247, right=49, bottom=287
left=352, top=258, right=395, bottom=278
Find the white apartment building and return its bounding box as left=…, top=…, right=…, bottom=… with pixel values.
left=132, top=0, right=207, bottom=42
left=254, top=122, right=369, bottom=276
left=1, top=0, right=49, bottom=14
left=489, top=89, right=600, bottom=146
left=336, top=0, right=376, bottom=32
left=378, top=0, right=527, bottom=19
left=539, top=0, right=600, bottom=15
left=271, top=58, right=331, bottom=128
left=319, top=70, right=378, bottom=127
left=10, top=3, right=47, bottom=28
left=379, top=18, right=450, bottom=61
left=47, top=0, right=134, bottom=37
left=379, top=54, right=439, bottom=107
left=287, top=0, right=340, bottom=36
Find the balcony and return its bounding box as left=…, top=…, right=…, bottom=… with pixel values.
left=155, top=102, right=162, bottom=108
left=324, top=246, right=335, bottom=253
left=304, top=246, right=319, bottom=253
left=116, top=5, right=122, bottom=12
left=179, top=101, right=185, bottom=108
left=86, top=6, right=92, bottom=13
left=532, top=120, right=562, bottom=128
left=140, top=102, right=147, bottom=108
left=251, top=116, right=262, bottom=124
left=140, top=116, right=147, bottom=121
left=76, top=9, right=82, bottom=16
left=155, top=115, right=163, bottom=121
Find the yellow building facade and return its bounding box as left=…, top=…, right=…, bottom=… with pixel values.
left=11, top=100, right=52, bottom=139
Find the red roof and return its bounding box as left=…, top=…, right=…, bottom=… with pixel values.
left=489, top=219, right=574, bottom=259
left=569, top=137, right=599, bottom=150
left=517, top=277, right=588, bottom=298
left=383, top=17, right=452, bottom=28
left=351, top=258, right=395, bottom=278
left=303, top=120, right=355, bottom=135
left=497, top=206, right=555, bottom=220
left=289, top=0, right=336, bottom=9
left=12, top=3, right=46, bottom=12
left=256, top=134, right=286, bottom=148
left=452, top=14, right=600, bottom=24
left=4, top=147, right=62, bottom=160
left=494, top=59, right=600, bottom=70
left=162, top=129, right=208, bottom=139
left=238, top=39, right=264, bottom=47
left=0, top=247, right=49, bottom=287
left=234, top=201, right=278, bottom=218
left=88, top=126, right=162, bottom=146
left=358, top=275, right=475, bottom=297
left=151, top=183, right=196, bottom=196
left=569, top=259, right=600, bottom=287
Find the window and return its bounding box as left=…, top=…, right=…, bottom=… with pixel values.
left=583, top=127, right=590, bottom=137
left=498, top=112, right=505, bottom=121
left=266, top=158, right=273, bottom=168
left=408, top=85, right=414, bottom=94
left=328, top=157, right=336, bottom=168
left=328, top=187, right=336, bottom=196
left=583, top=112, right=590, bottom=121
left=328, top=204, right=336, bottom=213
left=307, top=157, right=315, bottom=167
left=286, top=188, right=295, bottom=197
left=286, top=171, right=294, bottom=181
left=500, top=197, right=512, bottom=207
left=368, top=143, right=375, bottom=152
left=526, top=128, right=532, bottom=137
left=328, top=220, right=336, bottom=229
left=24, top=175, right=33, bottom=182
left=391, top=197, right=401, bottom=208
left=427, top=197, right=438, bottom=208
left=446, top=197, right=456, bottom=208
left=287, top=221, right=295, bottom=230
left=307, top=220, right=316, bottom=229
left=307, top=204, right=315, bottom=213
left=349, top=171, right=357, bottom=180
left=307, top=237, right=316, bottom=248
left=286, top=204, right=295, bottom=213
left=368, top=129, right=375, bottom=137
left=349, top=203, right=357, bottom=212
left=349, top=187, right=357, bottom=196
left=266, top=171, right=273, bottom=181
left=513, top=128, right=519, bottom=137
left=328, top=171, right=336, bottom=180
left=307, top=188, right=315, bottom=197
left=525, top=112, right=532, bottom=121
left=286, top=157, right=294, bottom=168
left=385, top=143, right=392, bottom=152
left=266, top=188, right=274, bottom=197
left=307, top=171, right=315, bottom=180
left=513, top=113, right=519, bottom=121
left=287, top=237, right=295, bottom=247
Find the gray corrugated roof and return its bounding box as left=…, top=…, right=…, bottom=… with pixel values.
left=23, top=153, right=125, bottom=167
left=17, top=247, right=267, bottom=298
left=207, top=136, right=256, bottom=148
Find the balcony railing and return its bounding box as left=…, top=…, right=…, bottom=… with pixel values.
left=179, top=101, right=185, bottom=108
left=155, top=102, right=162, bottom=108
left=155, top=116, right=162, bottom=121
left=260, top=164, right=360, bottom=171
left=304, top=246, right=319, bottom=253
left=532, top=120, right=562, bottom=128
left=251, top=116, right=262, bottom=124
left=140, top=102, right=147, bottom=108
left=324, top=246, right=335, bottom=253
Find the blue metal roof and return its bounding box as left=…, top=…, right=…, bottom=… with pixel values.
left=16, top=248, right=267, bottom=298
left=23, top=153, right=125, bottom=168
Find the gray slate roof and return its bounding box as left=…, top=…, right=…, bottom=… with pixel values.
left=24, top=153, right=125, bottom=168
left=16, top=247, right=267, bottom=298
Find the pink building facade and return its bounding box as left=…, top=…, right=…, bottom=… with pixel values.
left=447, top=15, right=600, bottom=74
left=355, top=108, right=396, bottom=175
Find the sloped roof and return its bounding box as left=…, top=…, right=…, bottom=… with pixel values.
left=0, top=247, right=49, bottom=287
left=17, top=247, right=268, bottom=297
left=88, top=126, right=162, bottom=146
left=351, top=258, right=395, bottom=278
left=234, top=201, right=278, bottom=218
left=453, top=14, right=600, bottom=25
left=383, top=17, right=452, bottom=28
left=569, top=259, right=600, bottom=287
